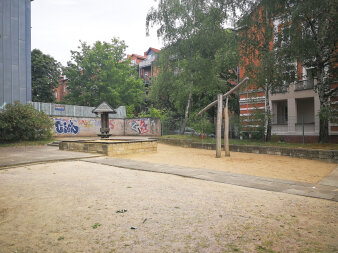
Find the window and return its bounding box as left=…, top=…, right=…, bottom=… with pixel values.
left=272, top=100, right=288, bottom=124
left=296, top=97, right=314, bottom=124
left=280, top=25, right=291, bottom=47
left=305, top=68, right=315, bottom=88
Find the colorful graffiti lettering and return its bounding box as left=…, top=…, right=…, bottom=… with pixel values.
left=130, top=120, right=149, bottom=134
left=109, top=119, right=122, bottom=130
left=78, top=119, right=94, bottom=128
left=55, top=119, right=79, bottom=134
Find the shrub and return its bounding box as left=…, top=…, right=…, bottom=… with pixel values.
left=0, top=102, right=53, bottom=142
left=188, top=114, right=214, bottom=135
left=137, top=107, right=168, bottom=120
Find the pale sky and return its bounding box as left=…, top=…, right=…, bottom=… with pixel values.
left=31, top=0, right=163, bottom=66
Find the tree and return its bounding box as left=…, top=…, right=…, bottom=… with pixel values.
left=238, top=0, right=337, bottom=142
left=31, top=49, right=61, bottom=102
left=63, top=39, right=144, bottom=108
left=237, top=1, right=287, bottom=141
left=146, top=0, right=240, bottom=133
left=277, top=0, right=338, bottom=142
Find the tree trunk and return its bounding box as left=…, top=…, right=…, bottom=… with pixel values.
left=265, top=87, right=272, bottom=141
left=319, top=115, right=329, bottom=143
left=180, top=91, right=192, bottom=134
left=317, top=68, right=330, bottom=143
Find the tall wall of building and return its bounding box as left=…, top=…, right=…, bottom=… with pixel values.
left=0, top=0, right=32, bottom=108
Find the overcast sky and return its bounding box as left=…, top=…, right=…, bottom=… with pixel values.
left=31, top=0, right=163, bottom=66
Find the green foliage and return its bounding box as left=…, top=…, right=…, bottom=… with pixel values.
left=92, top=223, right=101, bottom=229
left=126, top=105, right=136, bottom=118
left=31, top=49, right=61, bottom=102
left=249, top=109, right=267, bottom=140
left=0, top=102, right=53, bottom=142
left=188, top=114, right=215, bottom=135
left=63, top=39, right=144, bottom=108
left=319, top=107, right=338, bottom=124
left=147, top=1, right=240, bottom=131
left=138, top=107, right=168, bottom=120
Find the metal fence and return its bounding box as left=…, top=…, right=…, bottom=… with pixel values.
left=160, top=116, right=241, bottom=138
left=29, top=102, right=126, bottom=119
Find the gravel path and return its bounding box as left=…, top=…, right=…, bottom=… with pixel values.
left=0, top=161, right=337, bottom=252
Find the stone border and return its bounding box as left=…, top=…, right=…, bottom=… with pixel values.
left=60, top=139, right=158, bottom=156
left=158, top=138, right=338, bottom=163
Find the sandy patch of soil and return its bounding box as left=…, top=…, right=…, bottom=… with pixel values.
left=118, top=144, right=336, bottom=184
left=0, top=161, right=337, bottom=252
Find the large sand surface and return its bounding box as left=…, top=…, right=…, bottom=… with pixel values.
left=0, top=161, right=337, bottom=252
left=118, top=144, right=336, bottom=184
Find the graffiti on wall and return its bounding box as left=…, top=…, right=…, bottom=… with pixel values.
left=129, top=119, right=149, bottom=134
left=78, top=119, right=100, bottom=128
left=109, top=119, right=123, bottom=130
left=52, top=117, right=160, bottom=136
left=55, top=119, right=79, bottom=134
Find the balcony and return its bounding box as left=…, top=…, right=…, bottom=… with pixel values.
left=295, top=79, right=314, bottom=91
left=273, top=85, right=289, bottom=94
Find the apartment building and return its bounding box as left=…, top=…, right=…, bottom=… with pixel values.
left=239, top=11, right=337, bottom=143
left=54, top=75, right=68, bottom=102
left=129, top=47, right=160, bottom=95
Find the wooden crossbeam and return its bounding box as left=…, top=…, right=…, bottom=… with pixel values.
left=198, top=77, right=249, bottom=116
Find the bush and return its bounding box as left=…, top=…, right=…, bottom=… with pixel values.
left=188, top=114, right=215, bottom=135
left=137, top=107, right=168, bottom=120
left=0, top=102, right=53, bottom=142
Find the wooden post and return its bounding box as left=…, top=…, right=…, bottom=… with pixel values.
left=224, top=97, right=230, bottom=156
left=216, top=94, right=222, bottom=158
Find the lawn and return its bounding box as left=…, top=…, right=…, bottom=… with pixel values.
left=0, top=138, right=55, bottom=148
left=161, top=135, right=338, bottom=150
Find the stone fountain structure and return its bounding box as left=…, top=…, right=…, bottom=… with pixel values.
left=92, top=101, right=116, bottom=139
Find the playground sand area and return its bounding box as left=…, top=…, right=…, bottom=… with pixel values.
left=0, top=161, right=337, bottom=252
left=119, top=143, right=335, bottom=184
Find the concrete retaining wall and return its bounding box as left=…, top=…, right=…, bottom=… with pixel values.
left=52, top=117, right=161, bottom=137
left=159, top=138, right=338, bottom=163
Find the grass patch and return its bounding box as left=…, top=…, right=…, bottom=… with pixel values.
left=161, top=135, right=338, bottom=150
left=0, top=138, right=55, bottom=148
left=57, top=236, right=64, bottom=241
left=256, top=245, right=275, bottom=253
left=92, top=223, right=101, bottom=229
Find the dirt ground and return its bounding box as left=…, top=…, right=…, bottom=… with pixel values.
left=0, top=161, right=337, bottom=252
left=118, top=144, right=336, bottom=184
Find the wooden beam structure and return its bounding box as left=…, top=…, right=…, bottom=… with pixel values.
left=216, top=94, right=223, bottom=158
left=198, top=77, right=249, bottom=116
left=198, top=77, right=249, bottom=158
left=224, top=97, right=230, bottom=156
